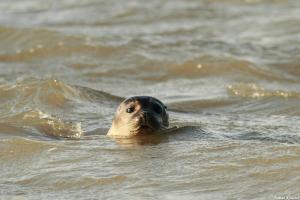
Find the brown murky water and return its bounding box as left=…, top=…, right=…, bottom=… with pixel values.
left=0, top=0, right=300, bottom=199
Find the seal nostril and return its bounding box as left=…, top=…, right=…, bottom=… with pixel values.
left=152, top=104, right=162, bottom=114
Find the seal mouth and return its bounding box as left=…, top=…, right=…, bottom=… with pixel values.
left=135, top=117, right=159, bottom=134
left=139, top=124, right=156, bottom=131
left=140, top=125, right=149, bottom=129
left=128, top=124, right=155, bottom=136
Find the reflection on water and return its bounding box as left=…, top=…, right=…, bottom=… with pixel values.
left=0, top=0, right=300, bottom=199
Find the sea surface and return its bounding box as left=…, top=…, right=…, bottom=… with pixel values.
left=0, top=0, right=300, bottom=199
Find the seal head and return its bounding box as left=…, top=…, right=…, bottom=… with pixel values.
left=107, top=96, right=169, bottom=138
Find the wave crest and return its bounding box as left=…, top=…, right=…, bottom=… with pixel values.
left=227, top=83, right=300, bottom=99
left=1, top=109, right=83, bottom=139
left=0, top=78, right=122, bottom=138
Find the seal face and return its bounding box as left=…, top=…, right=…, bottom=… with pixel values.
left=107, top=96, right=169, bottom=138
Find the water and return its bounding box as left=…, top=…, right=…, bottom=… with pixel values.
left=0, top=0, right=300, bottom=199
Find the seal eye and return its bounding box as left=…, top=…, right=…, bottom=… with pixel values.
left=126, top=107, right=134, bottom=113
left=153, top=104, right=162, bottom=114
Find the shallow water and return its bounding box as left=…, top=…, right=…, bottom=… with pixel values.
left=0, top=0, right=300, bottom=199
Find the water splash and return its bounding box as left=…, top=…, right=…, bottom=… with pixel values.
left=3, top=109, right=84, bottom=139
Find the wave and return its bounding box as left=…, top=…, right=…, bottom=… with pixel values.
left=0, top=78, right=122, bottom=109
left=2, top=25, right=297, bottom=85
left=88, top=54, right=299, bottom=83
left=0, top=26, right=121, bottom=63
left=166, top=83, right=300, bottom=116
left=0, top=78, right=123, bottom=138
left=167, top=99, right=238, bottom=113
left=227, top=83, right=300, bottom=99
left=0, top=109, right=83, bottom=139
left=167, top=55, right=297, bottom=82
left=229, top=131, right=300, bottom=145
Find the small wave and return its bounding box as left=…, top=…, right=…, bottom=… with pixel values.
left=101, top=54, right=296, bottom=83
left=0, top=26, right=119, bottom=63
left=227, top=83, right=300, bottom=99
left=272, top=60, right=300, bottom=81
left=16, top=175, right=126, bottom=190
left=230, top=131, right=300, bottom=145
left=0, top=78, right=123, bottom=138
left=0, top=78, right=122, bottom=109
left=0, top=78, right=78, bottom=109
left=167, top=55, right=295, bottom=82
left=0, top=137, right=58, bottom=161
left=2, top=109, right=83, bottom=139
left=73, top=85, right=123, bottom=103
left=168, top=99, right=238, bottom=112
left=0, top=42, right=117, bottom=63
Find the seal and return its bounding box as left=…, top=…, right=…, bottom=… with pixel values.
left=107, top=96, right=169, bottom=138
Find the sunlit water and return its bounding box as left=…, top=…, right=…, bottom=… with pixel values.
left=0, top=0, right=300, bottom=199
